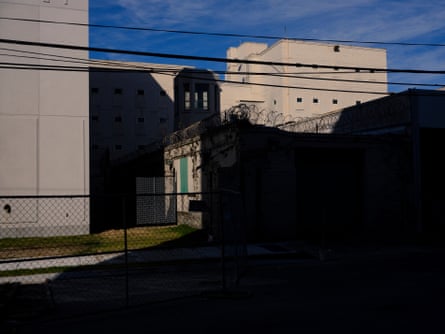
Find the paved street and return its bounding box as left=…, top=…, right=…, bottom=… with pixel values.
left=2, top=243, right=445, bottom=334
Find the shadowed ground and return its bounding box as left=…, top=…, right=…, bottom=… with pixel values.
left=2, top=243, right=445, bottom=334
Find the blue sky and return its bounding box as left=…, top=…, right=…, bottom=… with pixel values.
left=89, top=0, right=445, bottom=93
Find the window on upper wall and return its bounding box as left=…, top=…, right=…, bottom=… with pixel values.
left=356, top=100, right=362, bottom=105
left=332, top=99, right=338, bottom=104
left=194, top=84, right=209, bottom=110
left=296, top=97, right=303, bottom=103
left=313, top=98, right=319, bottom=104
left=113, top=89, right=123, bottom=106
left=91, top=88, right=100, bottom=107
left=184, top=84, right=191, bottom=110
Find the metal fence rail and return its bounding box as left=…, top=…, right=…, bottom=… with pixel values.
left=0, top=191, right=246, bottom=319
left=0, top=195, right=90, bottom=238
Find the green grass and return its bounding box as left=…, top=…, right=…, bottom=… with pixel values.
left=0, top=224, right=197, bottom=260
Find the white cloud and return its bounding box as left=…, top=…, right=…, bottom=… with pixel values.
left=90, top=0, right=445, bottom=89
left=93, top=0, right=445, bottom=44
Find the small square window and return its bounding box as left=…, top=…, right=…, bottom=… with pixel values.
left=114, top=88, right=123, bottom=95
left=313, top=98, right=319, bottom=104
left=356, top=101, right=362, bottom=105
left=332, top=99, right=338, bottom=104
left=296, top=97, right=303, bottom=103
left=137, top=89, right=144, bottom=96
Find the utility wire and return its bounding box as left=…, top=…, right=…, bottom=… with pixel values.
left=3, top=62, right=443, bottom=98
left=1, top=16, right=445, bottom=48
left=0, top=61, right=389, bottom=95
left=2, top=38, right=445, bottom=74
left=2, top=48, right=438, bottom=88
left=2, top=47, right=445, bottom=88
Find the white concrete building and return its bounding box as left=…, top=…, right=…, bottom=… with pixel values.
left=221, top=40, right=388, bottom=123
left=0, top=0, right=89, bottom=237
left=89, top=61, right=186, bottom=162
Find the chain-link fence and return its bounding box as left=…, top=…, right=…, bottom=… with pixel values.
left=0, top=191, right=246, bottom=320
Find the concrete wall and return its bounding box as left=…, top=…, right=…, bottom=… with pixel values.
left=415, top=92, right=445, bottom=129
left=222, top=40, right=387, bottom=122
left=89, top=62, right=179, bottom=162
left=164, top=137, right=204, bottom=226
left=361, top=142, right=413, bottom=239
left=0, top=0, right=89, bottom=237
left=238, top=130, right=412, bottom=243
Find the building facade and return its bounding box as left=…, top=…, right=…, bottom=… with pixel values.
left=164, top=90, right=445, bottom=243
left=88, top=63, right=221, bottom=191
left=174, top=68, right=221, bottom=131
left=88, top=64, right=221, bottom=232
left=221, top=40, right=388, bottom=123
left=0, top=0, right=89, bottom=237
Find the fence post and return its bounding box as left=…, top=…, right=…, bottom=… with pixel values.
left=219, top=191, right=227, bottom=292
left=122, top=195, right=129, bottom=307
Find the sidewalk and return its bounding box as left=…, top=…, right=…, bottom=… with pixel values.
left=0, top=241, right=307, bottom=283
left=1, top=240, right=441, bottom=284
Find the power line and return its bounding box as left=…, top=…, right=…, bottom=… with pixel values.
left=3, top=61, right=444, bottom=99
left=2, top=46, right=444, bottom=89
left=0, top=61, right=388, bottom=95
left=218, top=71, right=445, bottom=88
left=1, top=16, right=445, bottom=48
left=2, top=38, right=445, bottom=75
left=0, top=47, right=186, bottom=72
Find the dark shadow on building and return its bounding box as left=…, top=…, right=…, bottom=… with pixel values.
left=89, top=67, right=174, bottom=232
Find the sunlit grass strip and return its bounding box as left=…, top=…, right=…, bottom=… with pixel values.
left=0, top=224, right=197, bottom=260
